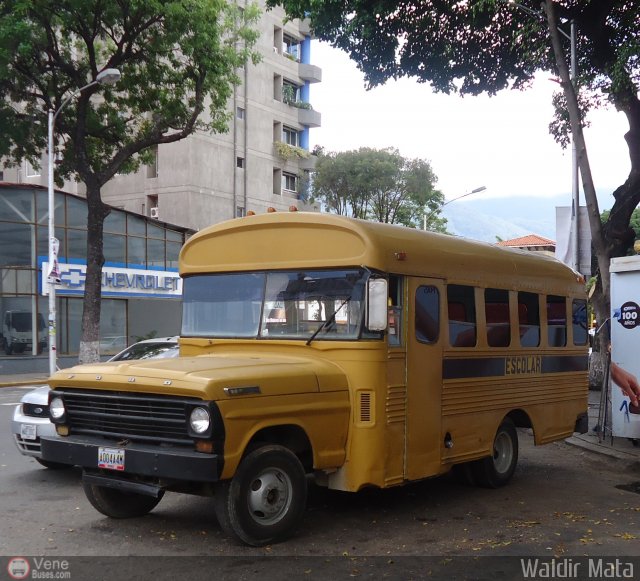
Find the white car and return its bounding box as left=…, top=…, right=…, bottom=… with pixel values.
left=11, top=336, right=179, bottom=468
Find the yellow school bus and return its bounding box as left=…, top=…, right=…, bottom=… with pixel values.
left=42, top=212, right=588, bottom=546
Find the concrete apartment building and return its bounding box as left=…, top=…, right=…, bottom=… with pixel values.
left=1, top=1, right=321, bottom=232
left=0, top=3, right=321, bottom=368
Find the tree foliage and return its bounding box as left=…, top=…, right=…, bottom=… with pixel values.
left=312, top=147, right=445, bottom=230
left=0, top=0, right=259, bottom=362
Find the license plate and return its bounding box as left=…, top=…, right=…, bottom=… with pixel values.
left=98, top=447, right=125, bottom=471
left=20, top=424, right=37, bottom=441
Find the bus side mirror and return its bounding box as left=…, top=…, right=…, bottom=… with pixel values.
left=367, top=278, right=388, bottom=331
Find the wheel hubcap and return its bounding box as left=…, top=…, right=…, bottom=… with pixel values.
left=247, top=468, right=293, bottom=525
left=493, top=431, right=513, bottom=474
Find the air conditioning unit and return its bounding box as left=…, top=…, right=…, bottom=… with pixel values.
left=150, top=207, right=159, bottom=219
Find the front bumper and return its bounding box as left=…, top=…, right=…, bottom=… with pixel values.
left=41, top=435, right=221, bottom=482
left=11, top=408, right=56, bottom=458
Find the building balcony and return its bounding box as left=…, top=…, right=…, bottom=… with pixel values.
left=298, top=18, right=312, bottom=36
left=299, top=63, right=322, bottom=84
left=298, top=107, right=321, bottom=128
left=299, top=154, right=318, bottom=171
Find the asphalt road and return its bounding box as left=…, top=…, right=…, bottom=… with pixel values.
left=1, top=385, right=639, bottom=580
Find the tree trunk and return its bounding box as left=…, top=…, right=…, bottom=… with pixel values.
left=545, top=2, right=614, bottom=387
left=78, top=183, right=110, bottom=364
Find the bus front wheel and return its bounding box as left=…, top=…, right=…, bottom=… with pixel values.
left=472, top=419, right=518, bottom=488
left=82, top=481, right=164, bottom=518
left=214, top=445, right=308, bottom=546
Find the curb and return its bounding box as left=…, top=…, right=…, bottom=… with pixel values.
left=0, top=379, right=49, bottom=388
left=566, top=435, right=640, bottom=469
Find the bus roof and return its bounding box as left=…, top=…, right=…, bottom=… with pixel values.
left=180, top=212, right=583, bottom=295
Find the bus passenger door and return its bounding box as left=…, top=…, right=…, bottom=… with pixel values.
left=405, top=277, right=445, bottom=480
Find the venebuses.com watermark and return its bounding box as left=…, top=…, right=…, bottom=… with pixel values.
left=6, top=558, right=71, bottom=580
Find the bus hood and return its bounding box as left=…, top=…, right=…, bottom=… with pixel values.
left=48, top=353, right=349, bottom=400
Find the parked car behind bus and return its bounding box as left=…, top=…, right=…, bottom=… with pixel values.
left=11, top=337, right=179, bottom=468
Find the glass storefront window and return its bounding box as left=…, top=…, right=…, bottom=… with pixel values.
left=66, top=196, right=87, bottom=229
left=147, top=222, right=164, bottom=239
left=127, top=237, right=146, bottom=267
left=147, top=238, right=165, bottom=269
left=167, top=241, right=181, bottom=269
left=0, top=222, right=34, bottom=267
left=0, top=296, right=46, bottom=356
left=35, top=190, right=64, bottom=226
left=59, top=298, right=82, bottom=354
left=167, top=229, right=183, bottom=243
left=67, top=229, right=88, bottom=261
left=100, top=299, right=127, bottom=355
left=0, top=190, right=34, bottom=222
left=104, top=234, right=126, bottom=265
left=127, top=215, right=146, bottom=237
left=105, top=210, right=126, bottom=234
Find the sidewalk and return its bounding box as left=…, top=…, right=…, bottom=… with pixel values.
left=0, top=372, right=50, bottom=388
left=565, top=388, right=640, bottom=466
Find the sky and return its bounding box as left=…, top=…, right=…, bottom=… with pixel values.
left=308, top=40, right=631, bottom=208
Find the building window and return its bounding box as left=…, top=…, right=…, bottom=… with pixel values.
left=236, top=206, right=245, bottom=218
left=282, top=80, right=300, bottom=104
left=146, top=145, right=158, bottom=178
left=236, top=106, right=245, bottom=120
left=273, top=168, right=282, bottom=196
left=25, top=160, right=40, bottom=178
left=282, top=126, right=299, bottom=147
left=236, top=157, right=245, bottom=169
left=147, top=195, right=159, bottom=220
left=282, top=172, right=298, bottom=193
left=283, top=33, right=300, bottom=61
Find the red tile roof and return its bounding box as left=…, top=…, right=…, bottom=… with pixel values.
left=496, top=234, right=556, bottom=248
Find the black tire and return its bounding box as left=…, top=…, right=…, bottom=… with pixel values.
left=82, top=481, right=164, bottom=518
left=36, top=458, right=73, bottom=470
left=214, top=445, right=307, bottom=546
left=451, top=462, right=476, bottom=486
left=472, top=419, right=518, bottom=488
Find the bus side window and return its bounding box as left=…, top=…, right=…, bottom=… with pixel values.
left=447, top=284, right=476, bottom=347
left=547, top=295, right=567, bottom=347
left=572, top=299, right=588, bottom=346
left=485, top=288, right=511, bottom=347
left=415, top=285, right=439, bottom=344
left=518, top=291, right=540, bottom=347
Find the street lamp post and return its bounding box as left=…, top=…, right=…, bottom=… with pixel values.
left=46, top=68, right=121, bottom=376
left=423, top=186, right=487, bottom=229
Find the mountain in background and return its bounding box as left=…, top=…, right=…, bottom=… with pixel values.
left=442, top=190, right=616, bottom=243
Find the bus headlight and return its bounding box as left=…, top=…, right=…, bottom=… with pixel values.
left=189, top=406, right=211, bottom=435
left=49, top=396, right=66, bottom=422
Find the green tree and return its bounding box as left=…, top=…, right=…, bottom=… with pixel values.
left=273, top=0, right=640, bottom=345
left=312, top=147, right=444, bottom=230
left=0, top=0, right=259, bottom=363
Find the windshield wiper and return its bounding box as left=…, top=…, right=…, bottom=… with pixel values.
left=306, top=298, right=350, bottom=345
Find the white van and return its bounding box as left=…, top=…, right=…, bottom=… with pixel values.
left=2, top=310, right=47, bottom=355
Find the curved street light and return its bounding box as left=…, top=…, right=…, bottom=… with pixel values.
left=47, top=68, right=121, bottom=375
left=423, top=186, right=487, bottom=230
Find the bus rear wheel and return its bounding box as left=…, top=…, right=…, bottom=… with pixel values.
left=472, top=419, right=518, bottom=488
left=213, top=445, right=307, bottom=546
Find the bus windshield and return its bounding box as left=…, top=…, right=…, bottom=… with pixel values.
left=181, top=269, right=369, bottom=341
